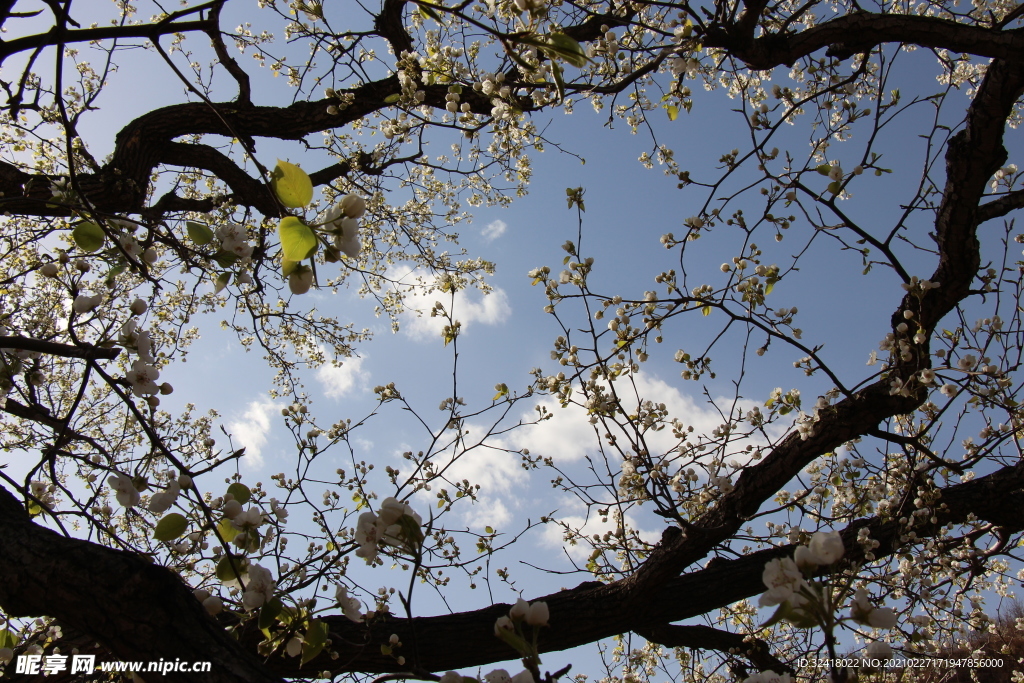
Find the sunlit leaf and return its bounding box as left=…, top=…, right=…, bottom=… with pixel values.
left=544, top=33, right=590, bottom=68
left=217, top=517, right=240, bottom=543
left=270, top=160, right=313, bottom=208
left=278, top=217, right=319, bottom=262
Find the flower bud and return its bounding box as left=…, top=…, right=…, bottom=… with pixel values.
left=525, top=600, right=549, bottom=626
left=289, top=267, right=314, bottom=295
left=340, top=193, right=366, bottom=219
left=509, top=597, right=529, bottom=621
left=130, top=298, right=147, bottom=315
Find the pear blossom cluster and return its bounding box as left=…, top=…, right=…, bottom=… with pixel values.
left=240, top=563, right=276, bottom=611
left=215, top=223, right=254, bottom=259
left=108, top=472, right=141, bottom=508
left=322, top=193, right=366, bottom=258
left=334, top=585, right=364, bottom=623
left=353, top=497, right=423, bottom=563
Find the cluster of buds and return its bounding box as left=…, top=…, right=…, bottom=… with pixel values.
left=492, top=597, right=549, bottom=675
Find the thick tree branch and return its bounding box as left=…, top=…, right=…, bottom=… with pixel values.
left=0, top=485, right=283, bottom=683
left=703, top=13, right=1024, bottom=70
left=0, top=336, right=120, bottom=361
left=977, top=188, right=1024, bottom=223
left=0, top=5, right=218, bottom=66
left=13, top=458, right=1023, bottom=675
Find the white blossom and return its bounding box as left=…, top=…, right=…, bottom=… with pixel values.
left=108, top=473, right=140, bottom=508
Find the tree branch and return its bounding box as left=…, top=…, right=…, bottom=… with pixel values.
left=977, top=187, right=1024, bottom=223
left=0, top=336, right=120, bottom=360
left=0, top=485, right=284, bottom=683
left=703, top=13, right=1024, bottom=70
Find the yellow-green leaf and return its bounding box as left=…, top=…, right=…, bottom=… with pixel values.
left=384, top=93, right=401, bottom=104
left=186, top=221, right=214, bottom=245
left=227, top=482, right=251, bottom=504
left=701, top=305, right=712, bottom=316
left=154, top=513, right=188, bottom=541
left=550, top=60, right=566, bottom=102
left=281, top=259, right=300, bottom=278
left=278, top=217, right=319, bottom=262
left=271, top=160, right=313, bottom=208
left=666, top=105, right=679, bottom=121
left=214, top=272, right=232, bottom=294
left=418, top=1, right=443, bottom=23
left=545, top=33, right=590, bottom=68
left=72, top=222, right=105, bottom=252
left=217, top=517, right=240, bottom=543
left=0, top=629, right=18, bottom=649
left=301, top=620, right=328, bottom=665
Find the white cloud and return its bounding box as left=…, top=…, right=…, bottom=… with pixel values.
left=482, top=219, right=507, bottom=242
left=508, top=371, right=735, bottom=464
left=317, top=354, right=369, bottom=399
left=538, top=507, right=663, bottom=561
left=227, top=399, right=277, bottom=470
left=418, top=432, right=529, bottom=531
left=393, top=267, right=512, bottom=341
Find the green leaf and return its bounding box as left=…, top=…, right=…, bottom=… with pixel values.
left=815, top=164, right=832, bottom=176
left=765, top=281, right=774, bottom=295
left=153, top=513, right=188, bottom=541
left=383, top=93, right=401, bottom=104
left=485, top=526, right=494, bottom=534
left=701, top=305, right=712, bottom=316
left=214, top=272, right=232, bottom=294
left=227, top=482, right=252, bottom=504
left=72, top=222, right=105, bottom=252
left=105, top=265, right=126, bottom=286
left=301, top=620, right=328, bottom=665
left=418, top=1, right=443, bottom=23
left=213, top=250, right=241, bottom=268
left=217, top=517, right=240, bottom=543
left=259, top=597, right=284, bottom=630
left=216, top=556, right=248, bottom=583
left=550, top=61, right=566, bottom=103
left=281, top=259, right=300, bottom=278
left=0, top=629, right=18, bottom=649
left=666, top=105, right=679, bottom=121
left=544, top=32, right=590, bottom=68
left=186, top=221, right=214, bottom=245
left=760, top=602, right=789, bottom=628
left=278, top=217, right=319, bottom=262
left=270, top=160, right=313, bottom=209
